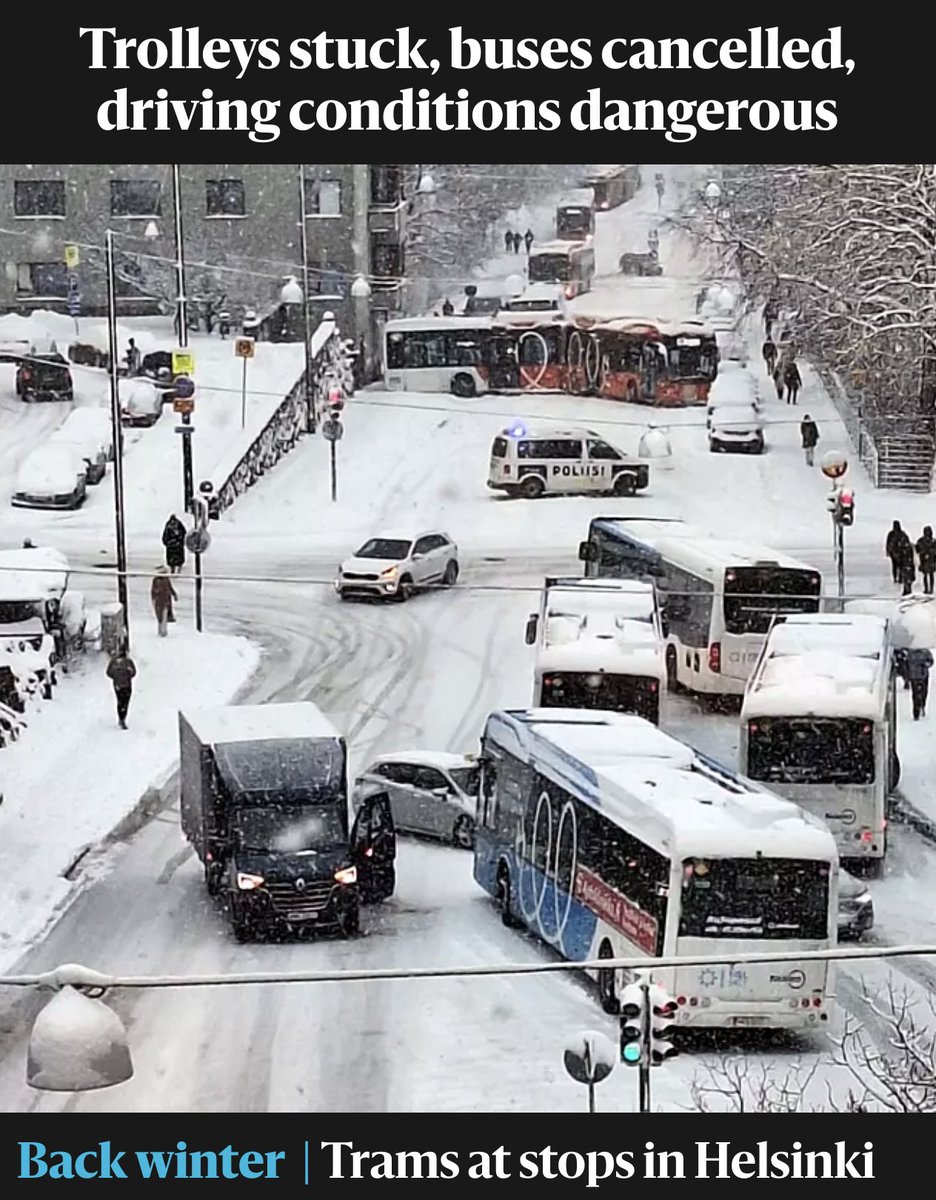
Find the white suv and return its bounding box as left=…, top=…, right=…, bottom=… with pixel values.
left=336, top=531, right=459, bottom=602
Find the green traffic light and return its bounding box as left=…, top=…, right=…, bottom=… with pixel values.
left=622, top=1044, right=642, bottom=1063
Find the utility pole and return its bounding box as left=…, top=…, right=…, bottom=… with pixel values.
left=171, top=165, right=195, bottom=516
left=104, top=230, right=130, bottom=648
left=297, top=164, right=316, bottom=433
left=821, top=451, right=852, bottom=612
left=638, top=979, right=651, bottom=1115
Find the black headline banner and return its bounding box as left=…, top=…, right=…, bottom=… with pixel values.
left=0, top=13, right=922, bottom=159
left=0, top=1116, right=923, bottom=1193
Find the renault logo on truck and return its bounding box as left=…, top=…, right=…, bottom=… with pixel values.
left=295, top=878, right=306, bottom=892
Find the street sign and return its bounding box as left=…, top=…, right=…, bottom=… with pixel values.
left=173, top=398, right=195, bottom=415
left=185, top=528, right=211, bottom=555
left=234, top=337, right=255, bottom=359
left=64, top=245, right=80, bottom=269
left=173, top=374, right=195, bottom=400
left=821, top=450, right=848, bottom=479
left=175, top=424, right=195, bottom=434
left=322, top=419, right=344, bottom=441
left=172, top=350, right=195, bottom=376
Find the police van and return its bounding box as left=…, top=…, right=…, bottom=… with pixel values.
left=487, top=424, right=649, bottom=500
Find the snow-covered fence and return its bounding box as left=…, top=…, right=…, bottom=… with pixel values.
left=212, top=319, right=351, bottom=516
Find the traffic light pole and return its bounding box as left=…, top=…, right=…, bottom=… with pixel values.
left=836, top=520, right=846, bottom=608
left=638, top=980, right=651, bottom=1114
left=194, top=547, right=203, bottom=632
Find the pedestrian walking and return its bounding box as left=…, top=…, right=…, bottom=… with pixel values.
left=151, top=567, right=178, bottom=637
left=655, top=173, right=665, bottom=205
left=894, top=646, right=910, bottom=691
left=905, top=646, right=934, bottom=720
left=125, top=337, right=141, bottom=376
left=898, top=540, right=917, bottom=597
left=886, top=520, right=912, bottom=585
left=512, top=231, right=523, bottom=254
left=763, top=297, right=779, bottom=339
left=161, top=513, right=186, bottom=584
left=800, top=414, right=819, bottom=466
left=772, top=365, right=784, bottom=400
left=523, top=229, right=534, bottom=254
left=441, top=298, right=454, bottom=316
left=695, top=287, right=707, bottom=313
left=782, top=359, right=802, bottom=405
left=106, top=644, right=136, bottom=730
left=917, top=525, right=936, bottom=595
left=504, top=229, right=514, bottom=254
left=762, top=336, right=777, bottom=377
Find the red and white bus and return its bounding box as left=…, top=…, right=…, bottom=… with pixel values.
left=655, top=320, right=720, bottom=405
left=527, top=240, right=595, bottom=299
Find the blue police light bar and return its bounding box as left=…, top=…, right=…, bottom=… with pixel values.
left=506, top=421, right=527, bottom=439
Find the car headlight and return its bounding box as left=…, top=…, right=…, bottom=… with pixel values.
left=236, top=872, right=265, bottom=891
left=379, top=566, right=398, bottom=579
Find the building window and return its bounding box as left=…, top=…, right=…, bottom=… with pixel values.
left=16, top=262, right=69, bottom=296
left=309, top=259, right=348, bottom=298
left=372, top=242, right=403, bottom=281
left=110, top=179, right=162, bottom=217
left=206, top=179, right=246, bottom=217
left=14, top=180, right=66, bottom=218
left=304, top=178, right=342, bottom=217
left=371, top=166, right=402, bottom=206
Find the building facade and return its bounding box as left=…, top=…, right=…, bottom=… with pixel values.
left=0, top=164, right=406, bottom=370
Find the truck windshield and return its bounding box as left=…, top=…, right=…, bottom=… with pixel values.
left=234, top=806, right=346, bottom=854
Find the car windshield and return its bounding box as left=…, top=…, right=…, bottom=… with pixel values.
left=448, top=766, right=480, bottom=796
left=233, top=805, right=346, bottom=854
left=355, top=538, right=412, bottom=560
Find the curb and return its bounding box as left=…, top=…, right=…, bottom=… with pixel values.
left=103, top=769, right=179, bottom=847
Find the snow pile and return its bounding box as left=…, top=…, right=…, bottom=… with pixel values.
left=50, top=408, right=112, bottom=460
left=26, top=985, right=132, bottom=1092
left=0, top=625, right=259, bottom=972
left=16, top=448, right=84, bottom=494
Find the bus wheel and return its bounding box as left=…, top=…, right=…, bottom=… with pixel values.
left=496, top=865, right=520, bottom=928
left=519, top=475, right=545, bottom=500
left=597, top=941, right=619, bottom=1014
left=665, top=645, right=683, bottom=693
left=613, top=472, right=637, bottom=497
left=451, top=373, right=477, bottom=399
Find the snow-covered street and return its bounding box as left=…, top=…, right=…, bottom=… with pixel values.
left=3, top=162, right=936, bottom=1113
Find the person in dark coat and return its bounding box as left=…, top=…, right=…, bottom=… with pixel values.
left=772, top=365, right=784, bottom=400
left=886, top=521, right=912, bottom=584
left=151, top=567, right=178, bottom=637
left=898, top=541, right=917, bottom=596
left=763, top=298, right=779, bottom=338
left=441, top=298, right=454, bottom=316
left=782, top=360, right=802, bottom=405
left=524, top=228, right=535, bottom=253
left=917, top=525, right=936, bottom=595
left=894, top=646, right=910, bottom=691
left=162, top=514, right=186, bottom=577
left=504, top=230, right=514, bottom=254
left=905, top=647, right=934, bottom=720
left=762, top=337, right=777, bottom=377
left=106, top=645, right=136, bottom=729
left=800, top=415, right=819, bottom=466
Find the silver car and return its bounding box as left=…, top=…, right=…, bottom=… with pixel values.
left=335, top=531, right=459, bottom=602
left=352, top=752, right=479, bottom=848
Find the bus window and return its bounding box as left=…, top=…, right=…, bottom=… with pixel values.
left=679, top=857, right=830, bottom=940
left=660, top=566, right=713, bottom=649
left=746, top=717, right=875, bottom=786
left=529, top=255, right=571, bottom=284
left=723, top=567, right=822, bottom=635
left=386, top=332, right=407, bottom=370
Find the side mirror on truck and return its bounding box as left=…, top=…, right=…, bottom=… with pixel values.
left=578, top=541, right=596, bottom=562
left=525, top=614, right=538, bottom=645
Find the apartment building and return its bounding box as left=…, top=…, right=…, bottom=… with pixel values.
left=0, top=163, right=406, bottom=361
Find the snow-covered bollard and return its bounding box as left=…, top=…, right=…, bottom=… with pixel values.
left=27, top=984, right=133, bottom=1092
left=638, top=424, right=674, bottom=470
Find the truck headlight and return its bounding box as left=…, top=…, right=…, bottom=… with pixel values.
left=236, top=872, right=265, bottom=890
left=334, top=866, right=358, bottom=885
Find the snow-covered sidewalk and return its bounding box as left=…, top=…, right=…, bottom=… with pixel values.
left=0, top=626, right=259, bottom=972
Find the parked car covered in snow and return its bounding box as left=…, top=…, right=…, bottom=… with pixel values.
left=619, top=251, right=662, bottom=276
left=1, top=627, right=57, bottom=700
left=15, top=351, right=74, bottom=402
left=49, top=408, right=110, bottom=484
left=120, top=377, right=163, bottom=426
left=12, top=447, right=87, bottom=509
left=708, top=405, right=765, bottom=455
left=838, top=869, right=874, bottom=939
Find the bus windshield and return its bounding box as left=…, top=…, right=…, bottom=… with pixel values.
left=679, top=857, right=831, bottom=940
left=746, top=717, right=875, bottom=785
left=665, top=336, right=718, bottom=381
left=723, top=567, right=821, bottom=634
left=539, top=671, right=659, bottom=720
left=529, top=254, right=572, bottom=284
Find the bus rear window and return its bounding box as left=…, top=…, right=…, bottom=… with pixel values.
left=491, top=437, right=508, bottom=458
left=723, top=567, right=821, bottom=635
left=679, top=857, right=830, bottom=940
left=746, top=717, right=875, bottom=785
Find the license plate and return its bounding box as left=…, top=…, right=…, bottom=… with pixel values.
left=731, top=1016, right=767, bottom=1027
left=287, top=911, right=315, bottom=922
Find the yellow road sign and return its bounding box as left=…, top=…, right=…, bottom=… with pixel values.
left=172, top=350, right=195, bottom=376
left=234, top=337, right=256, bottom=359
left=64, top=245, right=80, bottom=269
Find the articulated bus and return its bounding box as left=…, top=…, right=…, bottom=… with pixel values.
left=474, top=708, right=838, bottom=1028
left=527, top=240, right=595, bottom=299
left=579, top=517, right=822, bottom=696
left=583, top=165, right=641, bottom=210
left=556, top=189, right=596, bottom=240
left=740, top=613, right=898, bottom=877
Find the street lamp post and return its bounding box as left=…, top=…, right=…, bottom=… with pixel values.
left=297, top=164, right=316, bottom=433
left=170, top=165, right=195, bottom=515
left=104, top=230, right=130, bottom=646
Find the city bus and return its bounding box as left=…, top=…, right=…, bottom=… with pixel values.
left=583, top=165, right=641, bottom=210
left=525, top=577, right=665, bottom=724
left=740, top=613, right=898, bottom=877
left=555, top=189, right=596, bottom=240
left=382, top=316, right=493, bottom=396
left=656, top=320, right=720, bottom=405
left=578, top=517, right=823, bottom=696
left=527, top=241, right=595, bottom=299
left=474, top=708, right=838, bottom=1028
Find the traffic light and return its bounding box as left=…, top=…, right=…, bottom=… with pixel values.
left=837, top=488, right=855, bottom=526
left=648, top=983, right=679, bottom=1066
left=619, top=983, right=646, bottom=1066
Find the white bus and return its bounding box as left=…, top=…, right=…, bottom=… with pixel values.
left=740, top=613, right=898, bottom=876
left=524, top=577, right=665, bottom=724
left=474, top=708, right=838, bottom=1029
left=382, top=316, right=493, bottom=396
left=527, top=240, right=595, bottom=299
left=579, top=517, right=822, bottom=696
left=556, top=189, right=596, bottom=239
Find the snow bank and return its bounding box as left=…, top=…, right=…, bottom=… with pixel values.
left=0, top=626, right=259, bottom=972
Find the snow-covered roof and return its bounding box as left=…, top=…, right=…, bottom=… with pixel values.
left=484, top=709, right=835, bottom=861
left=0, top=548, right=69, bottom=602
left=508, top=425, right=604, bottom=442
left=710, top=408, right=762, bottom=431
left=659, top=318, right=717, bottom=339
left=50, top=407, right=112, bottom=454
left=384, top=316, right=493, bottom=334
left=593, top=318, right=663, bottom=338
left=742, top=614, right=892, bottom=720
left=590, top=518, right=820, bottom=579
left=537, top=579, right=664, bottom=678
left=15, top=447, right=85, bottom=493
left=558, top=189, right=594, bottom=207
left=584, top=165, right=634, bottom=183
left=181, top=702, right=342, bottom=746
left=367, top=750, right=477, bottom=772
left=530, top=239, right=591, bottom=256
